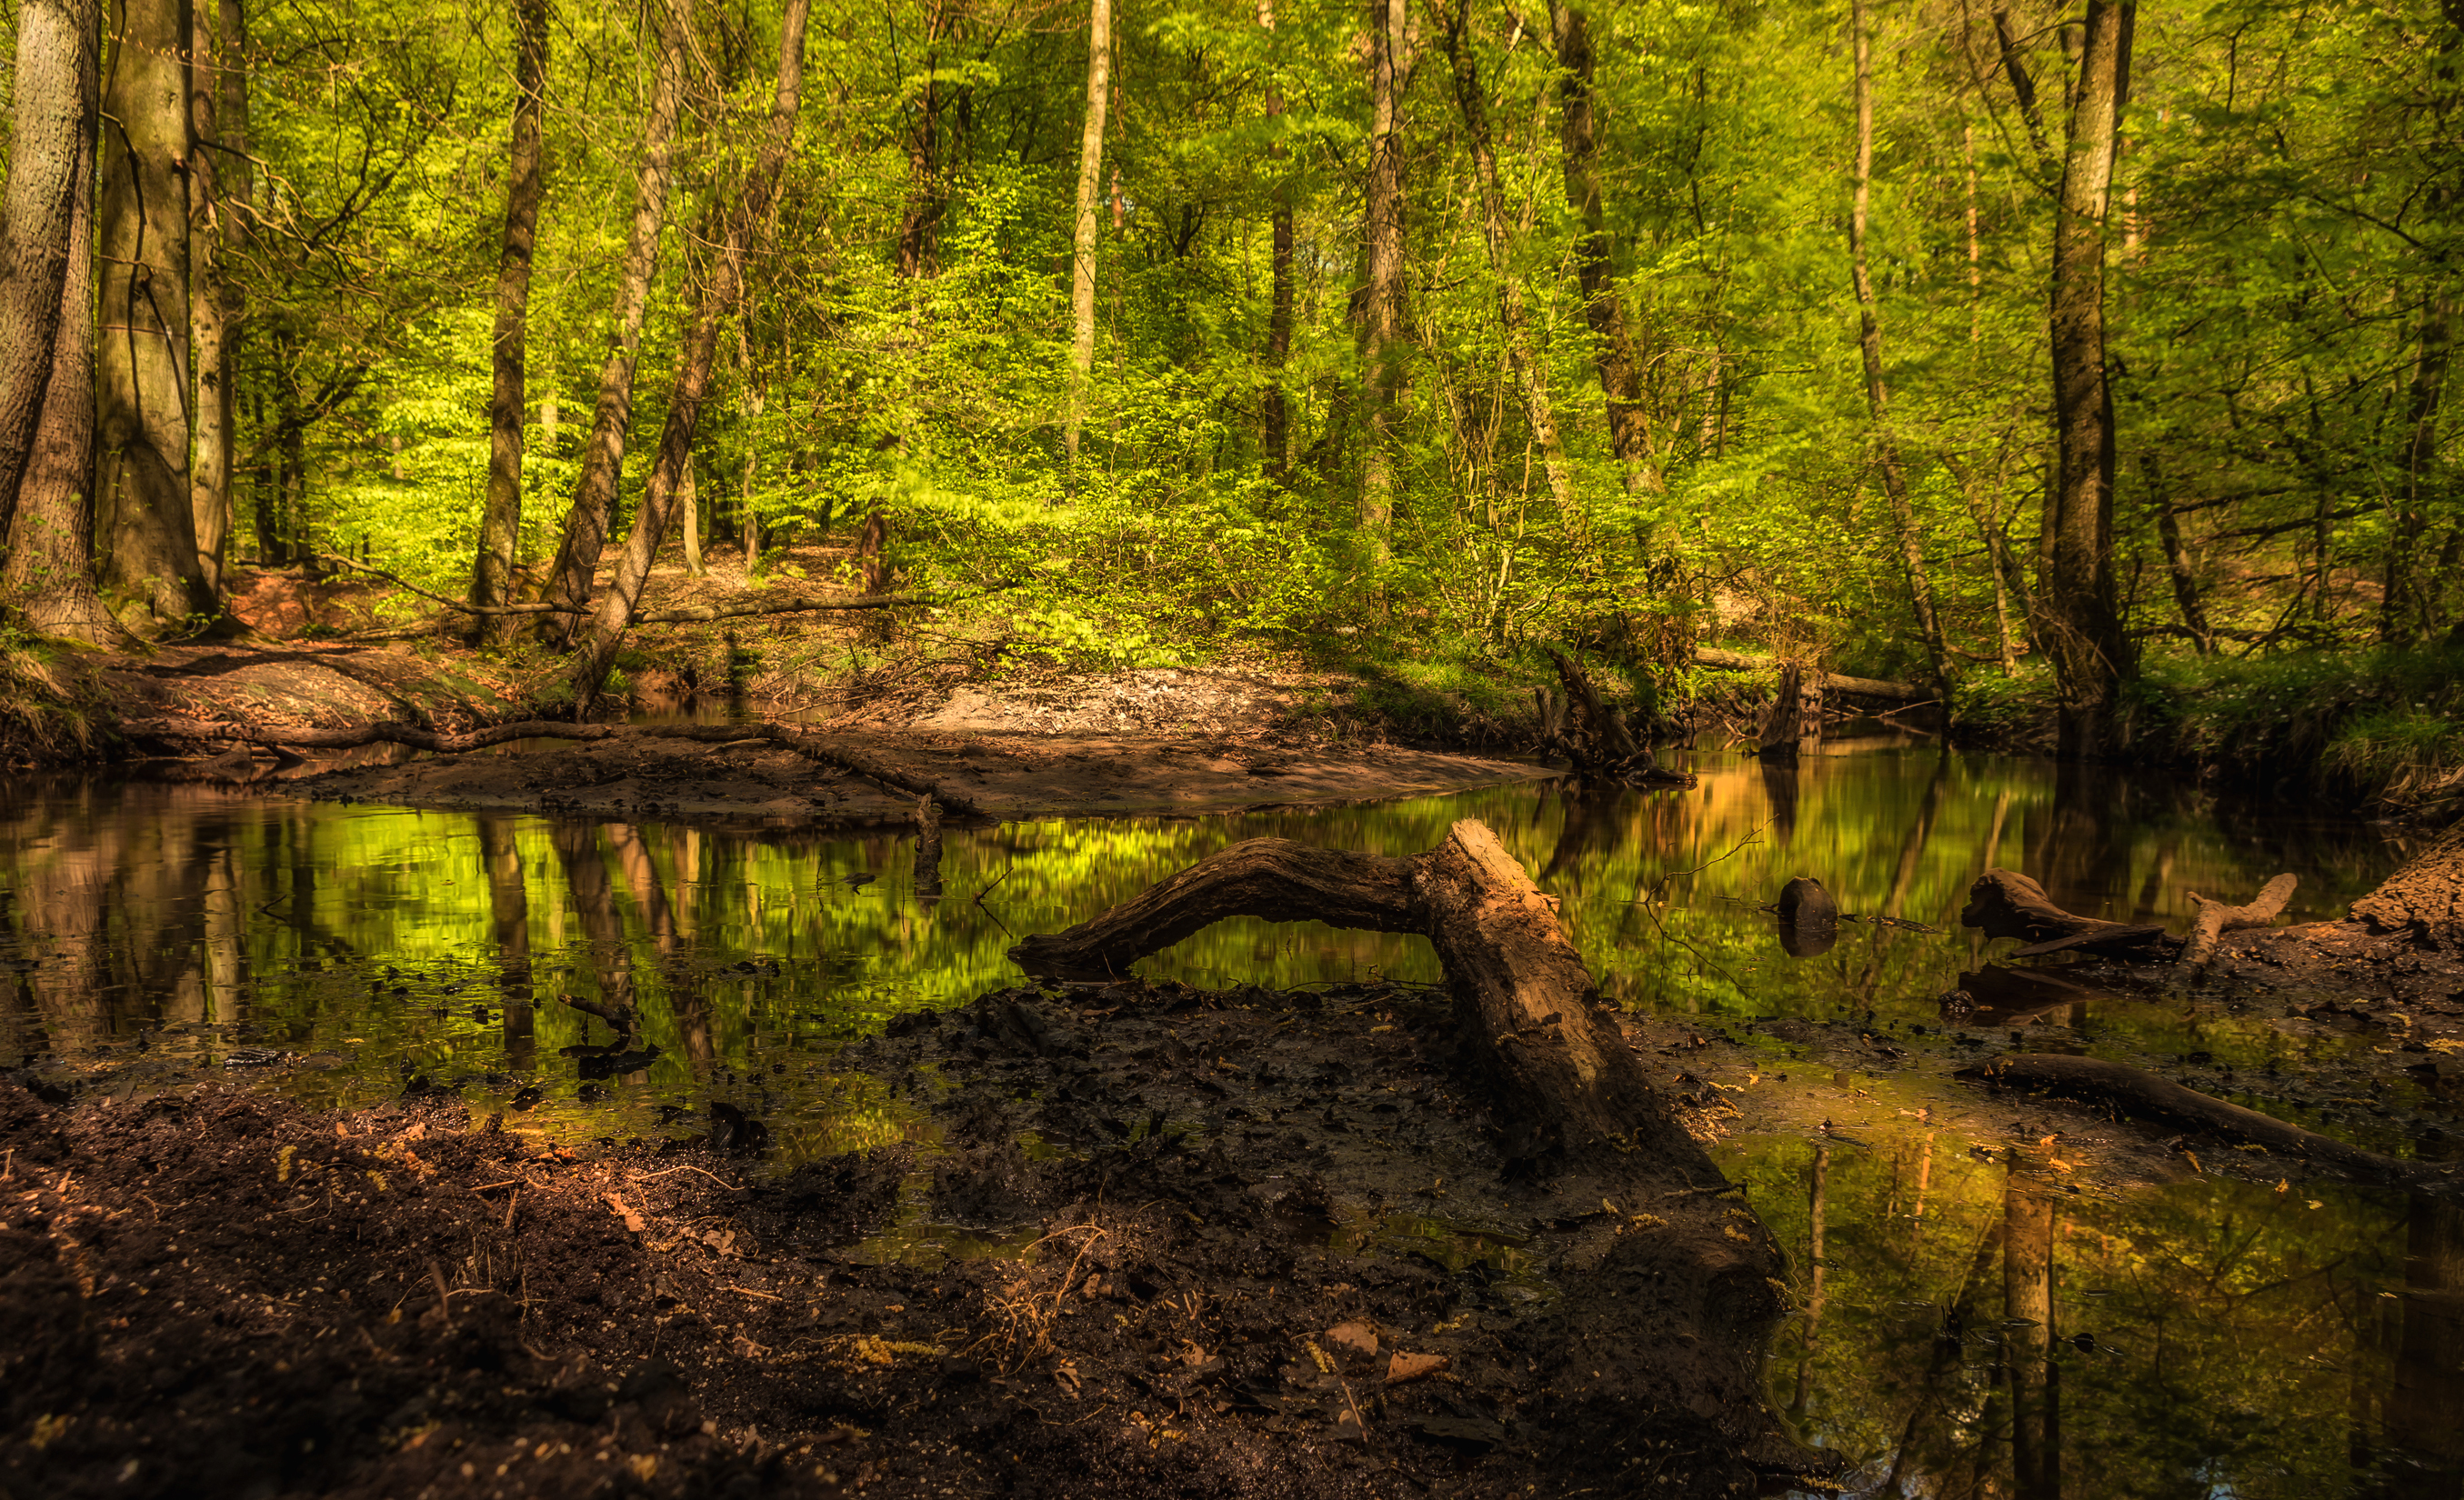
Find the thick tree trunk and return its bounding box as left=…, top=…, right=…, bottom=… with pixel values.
left=570, top=0, right=811, bottom=715
left=3, top=0, right=117, bottom=645
left=2041, top=0, right=2133, bottom=757
left=471, top=0, right=551, bottom=644
left=1848, top=0, right=1949, bottom=690
left=1357, top=0, right=1409, bottom=569
left=1442, top=0, right=1573, bottom=520
left=185, top=0, right=232, bottom=591
left=541, top=0, right=685, bottom=645
left=95, top=0, right=220, bottom=634
left=1065, top=0, right=1111, bottom=475
left=1547, top=1, right=1659, bottom=495
left=0, top=0, right=94, bottom=539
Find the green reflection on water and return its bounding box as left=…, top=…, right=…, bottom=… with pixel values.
left=0, top=739, right=2442, bottom=1496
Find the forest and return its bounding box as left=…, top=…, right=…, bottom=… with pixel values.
left=0, top=0, right=2457, bottom=784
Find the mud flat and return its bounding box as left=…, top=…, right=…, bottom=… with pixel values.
left=292, top=731, right=1556, bottom=826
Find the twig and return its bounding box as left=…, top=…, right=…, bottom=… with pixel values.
left=633, top=1163, right=746, bottom=1191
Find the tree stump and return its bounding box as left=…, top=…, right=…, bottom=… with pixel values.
left=1538, top=649, right=1692, bottom=788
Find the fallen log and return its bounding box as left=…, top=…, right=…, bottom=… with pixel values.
left=2175, top=874, right=2299, bottom=977
left=1017, top=818, right=1700, bottom=1177
left=117, top=717, right=985, bottom=818
left=1961, top=1053, right=2446, bottom=1192
left=1960, top=868, right=2173, bottom=957
left=1688, top=645, right=1924, bottom=704
left=1007, top=818, right=1816, bottom=1486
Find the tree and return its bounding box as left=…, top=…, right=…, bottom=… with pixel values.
left=96, top=0, right=222, bottom=634
left=470, top=0, right=552, bottom=643
left=0, top=0, right=94, bottom=537
left=1547, top=0, right=1658, bottom=496
left=1357, top=0, right=1410, bottom=569
left=1065, top=0, right=1113, bottom=475
left=570, top=0, right=813, bottom=713
left=3, top=0, right=118, bottom=645
left=1847, top=0, right=1948, bottom=689
left=187, top=0, right=238, bottom=591
left=539, top=0, right=686, bottom=644
left=2039, top=0, right=2134, bottom=757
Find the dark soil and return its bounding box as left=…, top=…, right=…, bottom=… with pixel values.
left=0, top=978, right=1823, bottom=1500
left=285, top=732, right=1551, bottom=826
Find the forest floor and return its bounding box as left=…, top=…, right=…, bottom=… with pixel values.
left=0, top=976, right=1826, bottom=1500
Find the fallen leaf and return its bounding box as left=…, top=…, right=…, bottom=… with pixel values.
left=605, top=1195, right=646, bottom=1233
left=1386, top=1351, right=1449, bottom=1385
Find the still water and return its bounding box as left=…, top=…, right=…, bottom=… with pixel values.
left=1, top=735, right=2451, bottom=1497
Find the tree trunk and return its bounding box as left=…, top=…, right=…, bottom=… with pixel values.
left=738, top=330, right=762, bottom=569
left=678, top=458, right=703, bottom=575
left=1848, top=0, right=1949, bottom=690
left=1547, top=0, right=1659, bottom=495
left=2386, top=289, right=2454, bottom=645
left=540, top=0, right=686, bottom=645
left=2003, top=1181, right=2058, bottom=1500
left=3, top=0, right=118, bottom=645
left=1442, top=0, right=1573, bottom=520
left=2149, top=459, right=2213, bottom=653
left=570, top=0, right=811, bottom=716
left=1357, top=0, right=1409, bottom=570
left=470, top=0, right=551, bottom=644
left=1065, top=0, right=1111, bottom=475
left=1259, top=0, right=1293, bottom=484
left=895, top=0, right=952, bottom=279
left=95, top=0, right=220, bottom=634
left=0, top=0, right=94, bottom=540
left=2041, top=0, right=2133, bottom=758
left=186, top=0, right=233, bottom=592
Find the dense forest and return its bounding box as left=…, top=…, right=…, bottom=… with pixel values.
left=0, top=0, right=2458, bottom=773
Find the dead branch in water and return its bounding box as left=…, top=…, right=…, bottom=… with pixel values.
left=117, top=716, right=985, bottom=817
left=1963, top=1052, right=2446, bottom=1192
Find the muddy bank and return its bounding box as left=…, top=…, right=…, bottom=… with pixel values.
left=288, top=731, right=1556, bottom=826
left=0, top=975, right=1823, bottom=1500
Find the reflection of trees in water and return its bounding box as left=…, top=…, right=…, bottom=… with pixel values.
left=1738, top=1132, right=2437, bottom=1497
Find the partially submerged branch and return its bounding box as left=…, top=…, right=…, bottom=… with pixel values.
left=1961, top=867, right=2300, bottom=968
left=1964, top=1052, right=2443, bottom=1192
left=1013, top=817, right=1698, bottom=1178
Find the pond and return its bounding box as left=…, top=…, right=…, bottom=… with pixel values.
left=2, top=734, right=2453, bottom=1497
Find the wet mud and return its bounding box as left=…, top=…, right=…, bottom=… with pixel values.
left=290, top=732, right=1553, bottom=826
left=0, top=977, right=1820, bottom=1500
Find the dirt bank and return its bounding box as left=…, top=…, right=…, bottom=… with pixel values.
left=0, top=975, right=1826, bottom=1500
left=285, top=730, right=1555, bottom=826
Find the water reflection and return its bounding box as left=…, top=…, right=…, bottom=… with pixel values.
left=0, top=745, right=2437, bottom=1495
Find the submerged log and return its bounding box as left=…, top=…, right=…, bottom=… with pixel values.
left=2175, top=874, right=2299, bottom=977
left=1959, top=868, right=2172, bottom=957
left=1008, top=817, right=1818, bottom=1485
left=1015, top=818, right=1704, bottom=1177
left=1689, top=645, right=1924, bottom=704
left=119, top=716, right=986, bottom=817
left=1962, top=1053, right=2446, bottom=1193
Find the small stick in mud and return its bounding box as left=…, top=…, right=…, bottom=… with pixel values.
left=2175, top=873, right=2299, bottom=977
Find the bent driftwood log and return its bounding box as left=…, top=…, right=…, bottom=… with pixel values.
left=119, top=716, right=986, bottom=818
left=1008, top=817, right=1818, bottom=1486
left=1013, top=818, right=1679, bottom=1175
left=1961, top=867, right=2298, bottom=971
left=1963, top=1053, right=2448, bottom=1193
